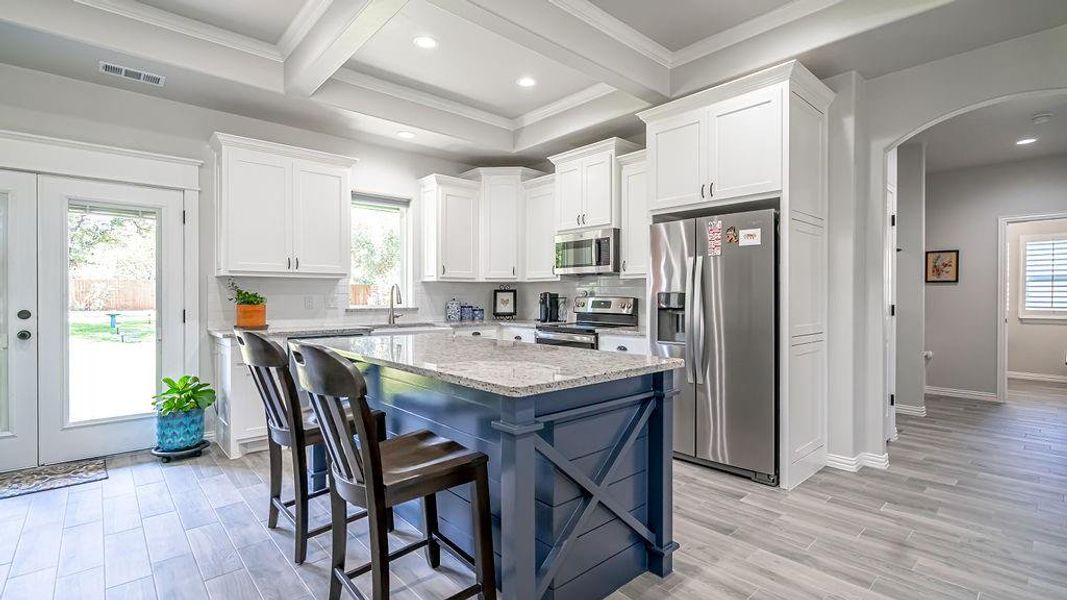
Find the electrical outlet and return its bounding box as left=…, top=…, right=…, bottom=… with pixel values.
left=325, top=294, right=338, bottom=309
left=304, top=295, right=315, bottom=310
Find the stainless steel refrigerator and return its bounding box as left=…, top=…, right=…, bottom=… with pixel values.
left=649, top=208, right=778, bottom=485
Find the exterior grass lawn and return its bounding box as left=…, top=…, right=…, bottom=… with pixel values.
left=69, top=318, right=155, bottom=342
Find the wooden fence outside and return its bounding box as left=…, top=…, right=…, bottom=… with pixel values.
left=70, top=279, right=155, bottom=311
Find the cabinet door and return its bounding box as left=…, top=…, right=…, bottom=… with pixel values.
left=524, top=182, right=558, bottom=281
left=292, top=161, right=349, bottom=276
left=555, top=161, right=582, bottom=231
left=482, top=176, right=519, bottom=280
left=598, top=335, right=650, bottom=355
left=620, top=162, right=648, bottom=278
left=785, top=339, right=826, bottom=485
left=440, top=184, right=478, bottom=280
left=707, top=87, right=783, bottom=201
left=501, top=327, right=535, bottom=343
left=581, top=152, right=613, bottom=228
left=647, top=110, right=706, bottom=211
left=223, top=149, right=292, bottom=273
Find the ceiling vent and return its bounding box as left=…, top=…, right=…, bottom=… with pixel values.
left=98, top=61, right=165, bottom=87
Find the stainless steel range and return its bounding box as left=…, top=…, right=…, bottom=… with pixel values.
left=534, top=296, right=638, bottom=349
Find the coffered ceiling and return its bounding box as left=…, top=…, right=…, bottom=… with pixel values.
left=1, top=0, right=1065, bottom=163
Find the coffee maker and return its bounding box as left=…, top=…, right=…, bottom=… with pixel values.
left=538, top=292, right=560, bottom=322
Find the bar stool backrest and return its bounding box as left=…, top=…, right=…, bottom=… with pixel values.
left=290, top=342, right=383, bottom=506
left=234, top=330, right=303, bottom=442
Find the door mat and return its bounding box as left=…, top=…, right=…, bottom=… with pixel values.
left=0, top=459, right=108, bottom=499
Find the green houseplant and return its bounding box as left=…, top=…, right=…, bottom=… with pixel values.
left=228, top=279, right=267, bottom=329
left=152, top=376, right=216, bottom=451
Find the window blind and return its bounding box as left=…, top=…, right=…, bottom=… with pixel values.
left=1023, top=237, right=1067, bottom=311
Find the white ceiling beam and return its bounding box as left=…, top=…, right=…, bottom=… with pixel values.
left=284, top=0, right=408, bottom=97
left=423, top=0, right=669, bottom=104
left=670, top=0, right=955, bottom=96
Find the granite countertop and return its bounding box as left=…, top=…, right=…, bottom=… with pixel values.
left=208, top=320, right=648, bottom=340
left=312, top=333, right=682, bottom=398
left=208, top=323, right=377, bottom=339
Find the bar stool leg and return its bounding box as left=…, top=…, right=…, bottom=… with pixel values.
left=291, top=445, right=310, bottom=564
left=422, top=493, right=441, bottom=568
left=328, top=485, right=348, bottom=600
left=267, top=439, right=282, bottom=529
left=472, top=465, right=497, bottom=600
left=369, top=506, right=392, bottom=600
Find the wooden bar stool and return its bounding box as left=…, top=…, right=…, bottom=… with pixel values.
left=234, top=330, right=390, bottom=564
left=290, top=342, right=497, bottom=600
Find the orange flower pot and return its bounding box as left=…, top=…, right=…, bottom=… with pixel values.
left=235, top=304, right=267, bottom=330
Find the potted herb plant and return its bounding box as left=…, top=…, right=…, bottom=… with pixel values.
left=228, top=279, right=267, bottom=329
left=152, top=376, right=216, bottom=453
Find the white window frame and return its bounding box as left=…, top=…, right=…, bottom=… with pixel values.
left=349, top=192, right=413, bottom=309
left=1018, top=232, right=1067, bottom=321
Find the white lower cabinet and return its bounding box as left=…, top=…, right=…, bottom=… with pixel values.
left=501, top=326, right=535, bottom=343
left=213, top=335, right=267, bottom=458
left=599, top=334, right=650, bottom=355
left=455, top=327, right=498, bottom=340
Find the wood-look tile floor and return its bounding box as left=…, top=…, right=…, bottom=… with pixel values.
left=2, top=387, right=1065, bottom=599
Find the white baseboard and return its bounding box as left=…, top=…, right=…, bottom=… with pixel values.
left=826, top=452, right=890, bottom=472
left=1008, top=371, right=1067, bottom=384
left=895, top=404, right=927, bottom=417
left=925, top=386, right=1000, bottom=402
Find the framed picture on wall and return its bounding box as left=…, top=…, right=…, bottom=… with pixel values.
left=926, top=249, right=959, bottom=283
left=493, top=288, right=517, bottom=318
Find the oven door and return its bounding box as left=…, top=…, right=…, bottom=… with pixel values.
left=534, top=330, right=598, bottom=350
left=554, top=228, right=619, bottom=275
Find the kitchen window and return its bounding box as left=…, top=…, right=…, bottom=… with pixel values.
left=1019, top=233, right=1067, bottom=320
left=350, top=194, right=409, bottom=308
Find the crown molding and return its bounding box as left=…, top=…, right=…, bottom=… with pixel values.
left=671, top=0, right=845, bottom=67
left=512, top=83, right=617, bottom=129
left=547, top=137, right=641, bottom=165
left=616, top=149, right=646, bottom=166
left=277, top=0, right=334, bottom=59
left=210, top=132, right=357, bottom=167
left=333, top=68, right=514, bottom=130
left=73, top=0, right=283, bottom=61
left=547, top=0, right=673, bottom=68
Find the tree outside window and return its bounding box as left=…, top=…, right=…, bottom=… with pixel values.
left=350, top=199, right=407, bottom=307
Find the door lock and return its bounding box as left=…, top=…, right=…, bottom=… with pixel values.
left=16, top=330, right=32, bottom=340
left=17, top=309, right=31, bottom=320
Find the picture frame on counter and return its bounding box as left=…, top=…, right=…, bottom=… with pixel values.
left=493, top=288, right=517, bottom=318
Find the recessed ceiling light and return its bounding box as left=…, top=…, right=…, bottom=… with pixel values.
left=396, top=131, right=416, bottom=139
left=412, top=36, right=437, bottom=49
left=1016, top=137, right=1038, bottom=145
left=516, top=76, right=537, bottom=88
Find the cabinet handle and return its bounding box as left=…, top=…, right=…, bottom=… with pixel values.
left=471, top=331, right=481, bottom=337
left=287, top=257, right=291, bottom=269
left=701, top=184, right=706, bottom=199
left=295, top=257, right=299, bottom=270
left=709, top=182, right=714, bottom=197
left=512, top=266, right=516, bottom=276
left=622, top=260, right=627, bottom=271
left=441, top=265, right=446, bottom=275
left=582, top=213, right=587, bottom=225
left=514, top=335, right=522, bottom=341
left=576, top=214, right=580, bottom=226
left=616, top=345, right=627, bottom=352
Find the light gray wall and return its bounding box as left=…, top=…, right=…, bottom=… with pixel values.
left=895, top=144, right=926, bottom=409
left=925, top=152, right=1067, bottom=394
left=1007, top=217, right=1067, bottom=381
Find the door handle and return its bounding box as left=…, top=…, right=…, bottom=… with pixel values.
left=693, top=255, right=705, bottom=385
left=683, top=257, right=696, bottom=384
left=16, top=330, right=31, bottom=341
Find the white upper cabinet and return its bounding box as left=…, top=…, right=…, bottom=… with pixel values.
left=647, top=110, right=705, bottom=210
left=420, top=175, right=479, bottom=281
left=707, top=87, right=782, bottom=201
left=463, top=167, right=543, bottom=281
left=523, top=175, right=558, bottom=281
left=549, top=138, right=640, bottom=232
left=618, top=150, right=648, bottom=279
left=212, top=133, right=354, bottom=278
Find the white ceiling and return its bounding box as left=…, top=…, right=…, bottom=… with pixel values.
left=137, top=0, right=308, bottom=44
left=587, top=0, right=790, bottom=51
left=344, top=0, right=601, bottom=119
left=911, top=94, right=1067, bottom=173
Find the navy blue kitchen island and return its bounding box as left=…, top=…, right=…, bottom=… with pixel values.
left=312, top=333, right=682, bottom=600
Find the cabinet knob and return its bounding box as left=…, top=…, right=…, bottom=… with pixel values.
left=514, top=335, right=522, bottom=341
left=616, top=345, right=627, bottom=352
left=17, top=309, right=31, bottom=320
left=16, top=330, right=31, bottom=341
left=471, top=331, right=481, bottom=337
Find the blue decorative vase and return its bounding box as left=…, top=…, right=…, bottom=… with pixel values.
left=156, top=408, right=205, bottom=451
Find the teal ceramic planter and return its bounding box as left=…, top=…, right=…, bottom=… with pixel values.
left=156, top=408, right=205, bottom=451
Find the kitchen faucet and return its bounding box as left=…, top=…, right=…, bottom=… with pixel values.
left=387, top=284, right=402, bottom=325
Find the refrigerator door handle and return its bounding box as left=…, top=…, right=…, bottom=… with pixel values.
left=684, top=256, right=696, bottom=384
left=693, top=255, right=706, bottom=385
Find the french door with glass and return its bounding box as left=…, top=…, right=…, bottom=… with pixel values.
left=36, top=176, right=185, bottom=464
left=0, top=170, right=39, bottom=472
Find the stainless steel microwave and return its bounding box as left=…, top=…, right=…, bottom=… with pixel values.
left=553, top=228, right=619, bottom=275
